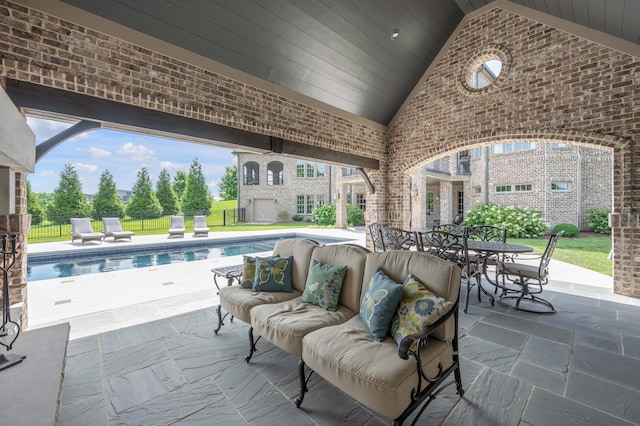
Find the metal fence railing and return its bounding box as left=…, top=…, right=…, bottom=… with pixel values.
left=28, top=209, right=245, bottom=240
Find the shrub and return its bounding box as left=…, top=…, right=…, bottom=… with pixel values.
left=312, top=204, right=336, bottom=226
left=277, top=211, right=289, bottom=221
left=552, top=223, right=579, bottom=237
left=586, top=207, right=611, bottom=234
left=462, top=203, right=548, bottom=238
left=292, top=214, right=304, bottom=222
left=347, top=204, right=365, bottom=226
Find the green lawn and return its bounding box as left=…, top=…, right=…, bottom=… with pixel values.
left=508, top=235, right=612, bottom=276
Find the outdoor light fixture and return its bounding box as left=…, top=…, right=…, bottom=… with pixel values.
left=248, top=198, right=252, bottom=204
left=333, top=192, right=340, bottom=200
left=411, top=189, right=419, bottom=197
left=273, top=198, right=278, bottom=204
left=391, top=29, right=399, bottom=40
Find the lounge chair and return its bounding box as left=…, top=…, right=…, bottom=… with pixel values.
left=69, top=218, right=104, bottom=244
left=168, top=216, right=185, bottom=238
left=102, top=217, right=134, bottom=242
left=193, top=215, right=210, bottom=237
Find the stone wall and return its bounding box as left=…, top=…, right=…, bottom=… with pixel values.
left=388, top=8, right=639, bottom=296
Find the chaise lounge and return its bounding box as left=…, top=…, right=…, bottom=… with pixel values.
left=102, top=217, right=134, bottom=242
left=168, top=216, right=185, bottom=238
left=69, top=218, right=104, bottom=244
left=193, top=215, right=210, bottom=237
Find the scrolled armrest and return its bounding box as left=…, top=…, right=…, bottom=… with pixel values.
left=398, top=300, right=458, bottom=360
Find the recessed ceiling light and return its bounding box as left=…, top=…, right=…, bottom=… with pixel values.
left=391, top=29, right=399, bottom=40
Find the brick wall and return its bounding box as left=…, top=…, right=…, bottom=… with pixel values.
left=388, top=9, right=639, bottom=296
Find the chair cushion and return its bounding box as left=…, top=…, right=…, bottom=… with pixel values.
left=391, top=274, right=454, bottom=347
left=219, top=285, right=301, bottom=323
left=253, top=256, right=294, bottom=292
left=302, top=316, right=454, bottom=419
left=497, top=262, right=539, bottom=279
left=301, top=260, right=348, bottom=311
left=241, top=255, right=256, bottom=288
left=359, top=267, right=403, bottom=341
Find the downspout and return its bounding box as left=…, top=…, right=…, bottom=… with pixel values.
left=329, top=165, right=333, bottom=205
left=484, top=146, right=489, bottom=205
left=577, top=147, right=581, bottom=228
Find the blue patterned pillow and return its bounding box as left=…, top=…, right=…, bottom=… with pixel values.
left=391, top=274, right=453, bottom=347
left=301, top=260, right=348, bottom=311
left=359, top=267, right=403, bottom=341
left=252, top=256, right=293, bottom=292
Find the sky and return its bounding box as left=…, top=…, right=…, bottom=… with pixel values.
left=26, top=116, right=237, bottom=198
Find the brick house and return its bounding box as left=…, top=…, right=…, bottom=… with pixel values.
left=411, top=143, right=612, bottom=231
left=236, top=152, right=366, bottom=223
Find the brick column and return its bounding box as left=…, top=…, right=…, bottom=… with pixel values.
left=439, top=181, right=453, bottom=224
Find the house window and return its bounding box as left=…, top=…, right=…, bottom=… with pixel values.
left=496, top=185, right=512, bottom=193
left=551, top=142, right=568, bottom=148
left=267, top=161, right=284, bottom=186
left=296, top=160, right=305, bottom=177
left=243, top=162, right=259, bottom=185
left=472, top=147, right=482, bottom=159
left=514, top=184, right=532, bottom=192
left=356, top=193, right=366, bottom=211
left=316, top=164, right=325, bottom=178
left=493, top=141, right=536, bottom=154
left=306, top=163, right=315, bottom=178
left=472, top=186, right=482, bottom=195
left=426, top=192, right=434, bottom=215
left=457, top=191, right=464, bottom=215
left=296, top=195, right=305, bottom=214
left=551, top=182, right=570, bottom=191
left=317, top=195, right=325, bottom=207
left=306, top=195, right=315, bottom=213
left=297, top=161, right=326, bottom=178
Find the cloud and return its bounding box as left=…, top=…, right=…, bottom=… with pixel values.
left=74, top=162, right=99, bottom=172
left=117, top=142, right=155, bottom=161
left=159, top=161, right=188, bottom=173
left=87, top=147, right=111, bottom=158
left=38, top=170, right=57, bottom=177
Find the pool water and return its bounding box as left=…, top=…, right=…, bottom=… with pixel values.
left=27, top=239, right=280, bottom=281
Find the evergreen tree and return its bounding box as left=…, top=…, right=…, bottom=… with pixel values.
left=91, top=170, right=125, bottom=218
left=181, top=158, right=212, bottom=214
left=218, top=165, right=238, bottom=201
left=26, top=180, right=45, bottom=225
left=156, top=168, right=179, bottom=214
left=172, top=171, right=187, bottom=200
left=125, top=168, right=163, bottom=219
left=49, top=163, right=91, bottom=219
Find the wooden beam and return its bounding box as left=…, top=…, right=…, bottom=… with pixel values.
left=35, top=120, right=101, bottom=163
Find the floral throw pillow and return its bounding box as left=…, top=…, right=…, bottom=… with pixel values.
left=359, top=267, right=403, bottom=341
left=301, top=260, right=348, bottom=311
left=391, top=274, right=454, bottom=348
left=252, top=256, right=293, bottom=292
left=241, top=255, right=256, bottom=288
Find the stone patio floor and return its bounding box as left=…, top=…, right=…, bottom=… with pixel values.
left=24, top=229, right=640, bottom=425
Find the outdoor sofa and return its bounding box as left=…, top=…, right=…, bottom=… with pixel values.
left=216, top=238, right=463, bottom=425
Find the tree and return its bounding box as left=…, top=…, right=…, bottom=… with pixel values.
left=125, top=168, right=163, bottom=219
left=91, top=170, right=125, bottom=218
left=156, top=168, right=179, bottom=214
left=218, top=165, right=238, bottom=200
left=49, top=163, right=91, bottom=218
left=181, top=158, right=212, bottom=214
left=26, top=180, right=45, bottom=225
left=172, top=171, right=187, bottom=200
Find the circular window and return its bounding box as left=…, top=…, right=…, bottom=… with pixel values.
left=469, top=59, right=503, bottom=89
left=459, top=45, right=511, bottom=95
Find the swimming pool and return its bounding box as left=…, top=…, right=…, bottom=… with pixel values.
left=27, top=235, right=350, bottom=281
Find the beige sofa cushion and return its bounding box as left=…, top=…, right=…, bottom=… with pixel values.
left=251, top=298, right=355, bottom=355
left=250, top=244, right=368, bottom=355
left=361, top=251, right=461, bottom=341
left=218, top=238, right=318, bottom=324
left=302, top=315, right=454, bottom=419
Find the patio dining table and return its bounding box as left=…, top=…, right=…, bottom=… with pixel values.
left=466, top=240, right=533, bottom=305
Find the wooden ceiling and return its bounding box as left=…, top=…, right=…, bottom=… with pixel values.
left=56, top=0, right=640, bottom=125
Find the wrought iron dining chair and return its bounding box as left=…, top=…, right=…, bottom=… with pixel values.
left=433, top=223, right=465, bottom=236
left=381, top=227, right=419, bottom=251
left=494, top=230, right=564, bottom=314
left=417, top=229, right=481, bottom=313
left=368, top=222, right=388, bottom=252
left=467, top=225, right=507, bottom=293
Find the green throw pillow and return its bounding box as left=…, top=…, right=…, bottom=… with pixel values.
left=301, top=260, right=348, bottom=312
left=241, top=255, right=256, bottom=288
left=252, top=256, right=293, bottom=292
left=359, top=267, right=403, bottom=341
left=391, top=274, right=454, bottom=348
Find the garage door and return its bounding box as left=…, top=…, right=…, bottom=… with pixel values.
left=253, top=198, right=277, bottom=222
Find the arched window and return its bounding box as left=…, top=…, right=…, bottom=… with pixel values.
left=244, top=162, right=259, bottom=185
left=267, top=161, right=284, bottom=185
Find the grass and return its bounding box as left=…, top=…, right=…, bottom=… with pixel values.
left=508, top=234, right=612, bottom=276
